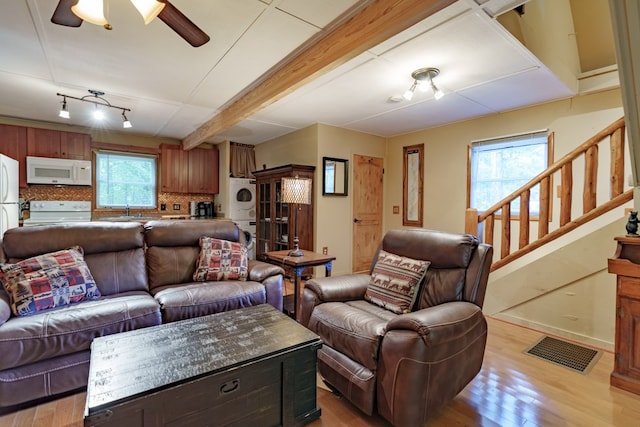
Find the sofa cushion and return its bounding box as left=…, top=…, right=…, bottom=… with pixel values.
left=193, top=237, right=248, bottom=281
left=151, top=281, right=266, bottom=323
left=364, top=250, right=429, bottom=314
left=308, top=300, right=393, bottom=371
left=0, top=247, right=100, bottom=316
left=0, top=292, right=161, bottom=370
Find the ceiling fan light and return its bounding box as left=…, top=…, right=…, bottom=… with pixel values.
left=130, top=0, right=165, bottom=25
left=72, top=0, right=109, bottom=26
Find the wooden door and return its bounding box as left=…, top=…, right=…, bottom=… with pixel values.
left=352, top=155, right=383, bottom=273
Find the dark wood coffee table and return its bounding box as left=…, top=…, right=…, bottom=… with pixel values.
left=84, top=304, right=322, bottom=427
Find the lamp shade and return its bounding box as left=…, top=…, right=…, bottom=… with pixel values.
left=130, top=0, right=165, bottom=24
left=281, top=177, right=312, bottom=205
left=72, top=0, right=108, bottom=26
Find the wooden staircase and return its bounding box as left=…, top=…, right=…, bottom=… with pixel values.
left=465, top=117, right=633, bottom=271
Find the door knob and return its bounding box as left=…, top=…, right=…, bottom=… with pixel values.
left=353, top=218, right=362, bottom=223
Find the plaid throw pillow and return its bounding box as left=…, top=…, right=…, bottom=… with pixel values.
left=193, top=237, right=249, bottom=281
left=364, top=250, right=430, bottom=314
left=0, top=246, right=100, bottom=316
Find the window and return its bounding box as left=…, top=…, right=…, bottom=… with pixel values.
left=469, top=130, right=550, bottom=216
left=96, top=151, right=157, bottom=208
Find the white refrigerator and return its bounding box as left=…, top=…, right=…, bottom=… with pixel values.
left=0, top=154, right=19, bottom=237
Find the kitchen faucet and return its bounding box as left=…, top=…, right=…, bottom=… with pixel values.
left=125, top=204, right=130, bottom=216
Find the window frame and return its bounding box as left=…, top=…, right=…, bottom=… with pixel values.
left=466, top=130, right=554, bottom=221
left=95, top=150, right=158, bottom=210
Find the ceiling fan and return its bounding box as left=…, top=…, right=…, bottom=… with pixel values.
left=51, top=0, right=210, bottom=47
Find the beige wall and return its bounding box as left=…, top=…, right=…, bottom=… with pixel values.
left=254, top=123, right=385, bottom=275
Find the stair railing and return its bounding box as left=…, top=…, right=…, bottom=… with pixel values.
left=465, top=117, right=632, bottom=271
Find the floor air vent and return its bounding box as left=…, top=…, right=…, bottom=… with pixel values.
left=524, top=336, right=601, bottom=375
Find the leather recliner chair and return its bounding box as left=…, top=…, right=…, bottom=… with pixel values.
left=300, top=228, right=493, bottom=427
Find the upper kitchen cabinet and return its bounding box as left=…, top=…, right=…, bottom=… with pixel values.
left=188, top=148, right=219, bottom=194
left=27, top=128, right=91, bottom=160
left=0, top=124, right=28, bottom=188
left=160, top=144, right=188, bottom=193
left=161, top=144, right=219, bottom=195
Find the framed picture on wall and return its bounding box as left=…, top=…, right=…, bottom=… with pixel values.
left=403, top=144, right=423, bottom=227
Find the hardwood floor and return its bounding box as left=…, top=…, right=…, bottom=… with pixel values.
left=1, top=316, right=639, bottom=427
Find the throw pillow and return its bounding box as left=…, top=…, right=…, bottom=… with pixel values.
left=0, top=246, right=101, bottom=316
left=193, top=237, right=249, bottom=281
left=364, top=250, right=430, bottom=314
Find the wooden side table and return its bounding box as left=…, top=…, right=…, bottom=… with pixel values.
left=263, top=250, right=336, bottom=321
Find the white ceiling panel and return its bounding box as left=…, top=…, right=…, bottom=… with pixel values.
left=0, top=0, right=592, bottom=145
left=276, top=0, right=362, bottom=28
left=189, top=6, right=320, bottom=108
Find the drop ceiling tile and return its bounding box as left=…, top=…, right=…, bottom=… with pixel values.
left=276, top=0, right=361, bottom=28
left=190, top=7, right=320, bottom=107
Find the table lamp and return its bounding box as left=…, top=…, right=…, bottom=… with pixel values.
left=281, top=176, right=312, bottom=257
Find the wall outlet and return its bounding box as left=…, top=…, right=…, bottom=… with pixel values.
left=322, top=247, right=328, bottom=255
left=160, top=204, right=166, bottom=211
left=173, top=203, right=180, bottom=210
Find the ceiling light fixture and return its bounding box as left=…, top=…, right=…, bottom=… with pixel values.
left=56, top=90, right=133, bottom=128
left=403, top=67, right=444, bottom=101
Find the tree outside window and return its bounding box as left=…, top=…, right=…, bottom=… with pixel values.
left=96, top=152, right=157, bottom=208
left=469, top=131, right=549, bottom=217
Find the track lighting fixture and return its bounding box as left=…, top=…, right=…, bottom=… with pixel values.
left=403, top=67, right=444, bottom=101
left=56, top=90, right=133, bottom=128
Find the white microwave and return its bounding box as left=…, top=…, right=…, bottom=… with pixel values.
left=26, top=156, right=92, bottom=186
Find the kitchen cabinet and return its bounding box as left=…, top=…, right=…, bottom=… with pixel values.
left=160, top=144, right=188, bottom=193
left=188, top=148, right=219, bottom=194
left=27, top=127, right=91, bottom=160
left=0, top=124, right=28, bottom=188
left=608, top=236, right=640, bottom=396
left=161, top=144, right=219, bottom=194
left=254, top=164, right=315, bottom=260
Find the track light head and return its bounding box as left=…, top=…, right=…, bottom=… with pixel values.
left=122, top=110, right=132, bottom=128
left=58, top=97, right=70, bottom=119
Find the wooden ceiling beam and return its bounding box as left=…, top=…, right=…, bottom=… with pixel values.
left=182, top=0, right=456, bottom=150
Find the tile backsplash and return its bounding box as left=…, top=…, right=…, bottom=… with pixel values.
left=19, top=186, right=214, bottom=219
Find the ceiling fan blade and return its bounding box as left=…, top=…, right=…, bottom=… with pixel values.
left=157, top=1, right=210, bottom=47
left=51, top=0, right=83, bottom=27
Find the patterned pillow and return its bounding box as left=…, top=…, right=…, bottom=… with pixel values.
left=0, top=246, right=101, bottom=316
left=364, top=250, right=430, bottom=314
left=193, top=237, right=249, bottom=281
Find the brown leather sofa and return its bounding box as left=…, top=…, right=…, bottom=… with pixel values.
left=0, top=219, right=284, bottom=408
left=300, top=228, right=493, bottom=427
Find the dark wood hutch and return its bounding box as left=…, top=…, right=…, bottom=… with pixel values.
left=253, top=164, right=315, bottom=261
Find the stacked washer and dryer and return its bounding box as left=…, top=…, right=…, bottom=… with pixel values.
left=228, top=178, right=257, bottom=259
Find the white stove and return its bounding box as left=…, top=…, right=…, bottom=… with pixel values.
left=23, top=200, right=92, bottom=227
